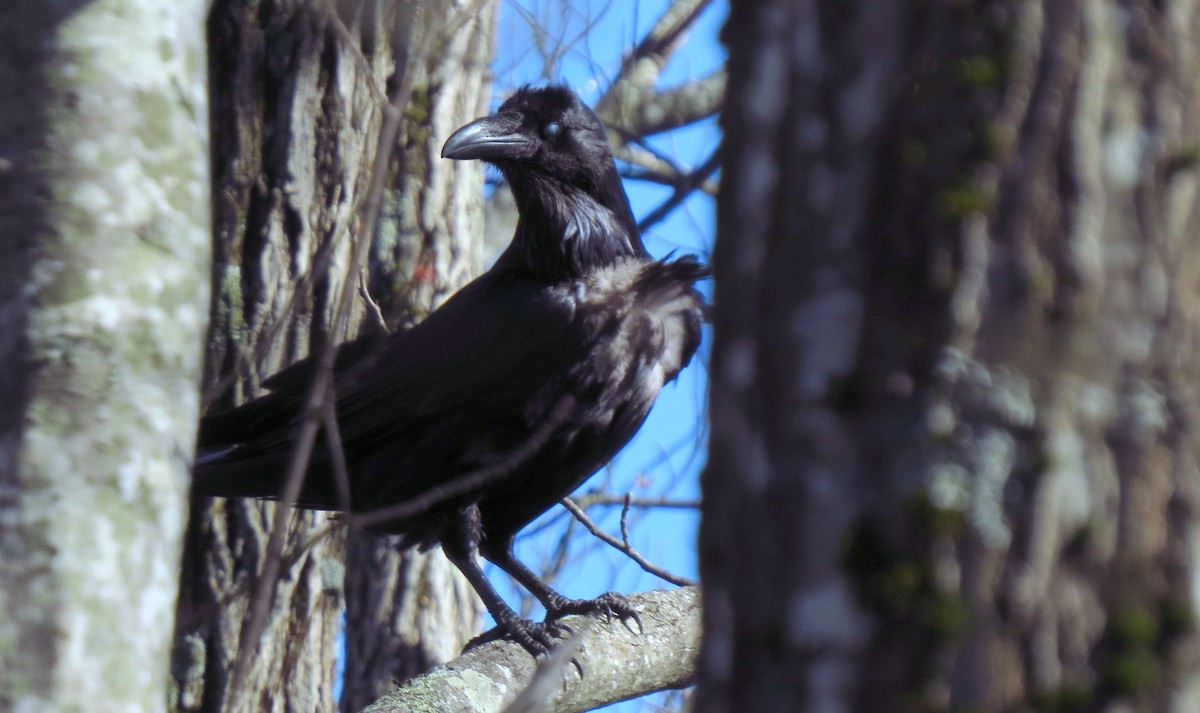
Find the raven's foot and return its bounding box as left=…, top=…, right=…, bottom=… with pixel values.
left=546, top=592, right=643, bottom=633
left=466, top=617, right=569, bottom=658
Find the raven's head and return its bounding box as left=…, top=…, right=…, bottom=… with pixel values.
left=443, top=86, right=615, bottom=190
left=442, top=86, right=646, bottom=277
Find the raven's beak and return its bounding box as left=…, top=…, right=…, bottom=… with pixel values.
left=441, top=114, right=534, bottom=161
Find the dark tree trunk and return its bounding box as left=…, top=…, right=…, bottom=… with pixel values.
left=700, top=2, right=1200, bottom=712
left=172, top=2, right=493, bottom=711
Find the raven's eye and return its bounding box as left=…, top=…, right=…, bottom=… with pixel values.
left=542, top=122, right=561, bottom=138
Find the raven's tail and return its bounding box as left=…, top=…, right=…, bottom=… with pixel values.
left=192, top=449, right=299, bottom=501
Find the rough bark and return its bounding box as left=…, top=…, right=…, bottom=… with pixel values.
left=173, top=3, right=384, bottom=709
left=342, top=538, right=481, bottom=712
left=340, top=1, right=495, bottom=709
left=366, top=588, right=701, bottom=713
left=0, top=0, right=211, bottom=711
left=173, top=2, right=490, bottom=711
left=701, top=1, right=1200, bottom=712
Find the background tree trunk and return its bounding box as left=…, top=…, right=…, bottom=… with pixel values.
left=0, top=0, right=211, bottom=711
left=701, top=1, right=1200, bottom=711
left=339, top=4, right=495, bottom=708
left=172, top=2, right=491, bottom=711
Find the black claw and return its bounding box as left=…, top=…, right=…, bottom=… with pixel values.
left=465, top=617, right=568, bottom=659
left=545, top=591, right=642, bottom=632
left=623, top=610, right=644, bottom=635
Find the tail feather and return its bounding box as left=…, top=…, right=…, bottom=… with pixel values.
left=191, top=449, right=321, bottom=503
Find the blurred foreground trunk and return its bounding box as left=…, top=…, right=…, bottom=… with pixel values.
left=0, top=1, right=210, bottom=711
left=701, top=2, right=1200, bottom=711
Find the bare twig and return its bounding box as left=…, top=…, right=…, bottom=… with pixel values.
left=208, top=381, right=577, bottom=628
left=625, top=134, right=685, bottom=174
left=561, top=497, right=696, bottom=588
left=597, top=0, right=716, bottom=115
left=350, top=394, right=576, bottom=530
left=321, top=395, right=353, bottom=512
left=614, top=141, right=718, bottom=197
left=229, top=370, right=336, bottom=699
left=200, top=214, right=347, bottom=410
left=638, top=147, right=721, bottom=232
left=357, top=267, right=389, bottom=333
left=202, top=1, right=397, bottom=411
left=316, top=0, right=388, bottom=103
left=500, top=622, right=593, bottom=713
left=625, top=0, right=714, bottom=68
left=182, top=512, right=344, bottom=631
left=571, top=493, right=700, bottom=510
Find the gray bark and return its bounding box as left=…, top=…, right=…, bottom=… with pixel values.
left=342, top=539, right=480, bottom=711
left=0, top=0, right=211, bottom=711
left=173, top=2, right=493, bottom=711
left=174, top=1, right=383, bottom=707
left=339, top=2, right=495, bottom=709
left=700, top=2, right=1200, bottom=712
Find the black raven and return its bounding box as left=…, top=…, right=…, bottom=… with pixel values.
left=194, top=85, right=709, bottom=655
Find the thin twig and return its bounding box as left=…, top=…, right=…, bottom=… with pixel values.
left=624, top=134, right=684, bottom=174
left=625, top=0, right=714, bottom=67
left=357, top=267, right=389, bottom=333
left=228, top=373, right=334, bottom=699
left=571, top=493, right=700, bottom=510
left=597, top=0, right=716, bottom=116
left=186, top=515, right=345, bottom=629
left=317, top=0, right=388, bottom=103
left=350, top=394, right=576, bottom=531
left=322, top=396, right=353, bottom=512
left=221, top=2, right=498, bottom=698
left=202, top=0, right=401, bottom=412
left=561, top=497, right=696, bottom=588
left=638, top=147, right=721, bottom=232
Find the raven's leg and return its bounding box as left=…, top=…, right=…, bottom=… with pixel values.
left=483, top=533, right=642, bottom=629
left=441, top=505, right=563, bottom=656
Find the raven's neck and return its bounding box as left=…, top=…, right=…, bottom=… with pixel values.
left=498, top=169, right=647, bottom=281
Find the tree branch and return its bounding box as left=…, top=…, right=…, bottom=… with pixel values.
left=598, top=0, right=716, bottom=115
left=638, top=147, right=721, bottom=232
left=362, top=587, right=700, bottom=713
left=623, top=70, right=725, bottom=137
left=571, top=493, right=701, bottom=510
left=562, top=497, right=697, bottom=587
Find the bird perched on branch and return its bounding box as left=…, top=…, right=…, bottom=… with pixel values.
left=193, top=85, right=709, bottom=656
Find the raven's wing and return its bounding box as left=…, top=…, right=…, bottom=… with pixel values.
left=195, top=267, right=588, bottom=507
left=334, top=269, right=584, bottom=443
left=334, top=271, right=586, bottom=512
left=197, top=331, right=388, bottom=446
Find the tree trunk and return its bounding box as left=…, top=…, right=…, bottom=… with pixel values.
left=0, top=0, right=211, bottom=711
left=172, top=2, right=492, bottom=711
left=701, top=1, right=1200, bottom=712
left=339, top=3, right=496, bottom=707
